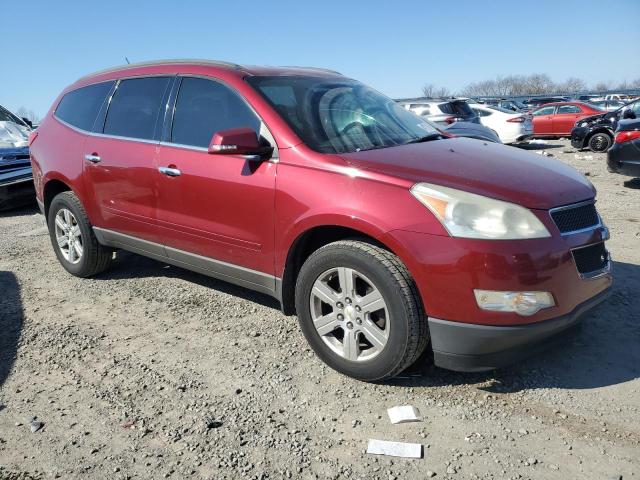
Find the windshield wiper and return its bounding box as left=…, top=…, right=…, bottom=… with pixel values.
left=404, top=133, right=444, bottom=144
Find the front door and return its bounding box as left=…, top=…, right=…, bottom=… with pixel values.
left=83, top=76, right=173, bottom=244
left=553, top=104, right=583, bottom=135
left=532, top=105, right=556, bottom=135
left=156, top=76, right=277, bottom=289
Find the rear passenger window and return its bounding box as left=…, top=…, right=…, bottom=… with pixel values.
left=171, top=77, right=261, bottom=148
left=104, top=77, right=171, bottom=140
left=55, top=81, right=115, bottom=131
left=558, top=105, right=581, bottom=114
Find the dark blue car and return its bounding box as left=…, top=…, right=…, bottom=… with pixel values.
left=0, top=104, right=34, bottom=210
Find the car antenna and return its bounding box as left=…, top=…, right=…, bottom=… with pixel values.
left=125, top=56, right=131, bottom=65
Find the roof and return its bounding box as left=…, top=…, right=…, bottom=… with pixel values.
left=80, top=59, right=342, bottom=81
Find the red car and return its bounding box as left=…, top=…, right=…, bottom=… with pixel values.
left=532, top=101, right=603, bottom=137
left=30, top=60, right=612, bottom=380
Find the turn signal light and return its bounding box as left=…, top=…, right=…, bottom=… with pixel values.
left=474, top=290, right=555, bottom=316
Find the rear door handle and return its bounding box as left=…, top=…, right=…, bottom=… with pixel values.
left=84, top=154, right=101, bottom=163
left=159, top=166, right=181, bottom=177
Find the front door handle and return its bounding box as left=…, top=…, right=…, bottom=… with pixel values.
left=159, top=166, right=181, bottom=177
left=84, top=154, right=101, bottom=163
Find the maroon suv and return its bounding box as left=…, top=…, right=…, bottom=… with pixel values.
left=30, top=60, right=612, bottom=381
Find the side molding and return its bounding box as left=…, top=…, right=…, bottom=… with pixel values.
left=93, top=227, right=280, bottom=299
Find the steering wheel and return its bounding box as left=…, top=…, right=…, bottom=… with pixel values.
left=339, top=107, right=384, bottom=136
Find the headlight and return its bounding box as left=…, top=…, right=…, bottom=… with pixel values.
left=579, top=121, right=589, bottom=127
left=410, top=183, right=551, bottom=239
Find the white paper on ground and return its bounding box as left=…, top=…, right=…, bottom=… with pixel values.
left=366, top=439, right=423, bottom=458
left=387, top=405, right=422, bottom=424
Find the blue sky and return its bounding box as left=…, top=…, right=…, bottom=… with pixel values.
left=2, top=0, right=639, bottom=118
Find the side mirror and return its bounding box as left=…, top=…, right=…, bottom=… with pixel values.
left=208, top=127, right=273, bottom=158
left=622, top=109, right=636, bottom=120
left=21, top=117, right=34, bottom=128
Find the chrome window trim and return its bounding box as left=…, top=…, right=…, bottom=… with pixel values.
left=548, top=200, right=602, bottom=236
left=54, top=116, right=160, bottom=146
left=52, top=73, right=280, bottom=161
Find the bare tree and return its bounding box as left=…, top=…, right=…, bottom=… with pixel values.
left=15, top=107, right=40, bottom=125
left=559, top=77, right=587, bottom=93
left=423, top=74, right=639, bottom=99
left=421, top=83, right=451, bottom=98
left=593, top=81, right=612, bottom=91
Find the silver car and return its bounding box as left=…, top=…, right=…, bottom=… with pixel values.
left=398, top=99, right=480, bottom=127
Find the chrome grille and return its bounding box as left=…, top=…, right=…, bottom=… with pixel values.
left=550, top=202, right=599, bottom=234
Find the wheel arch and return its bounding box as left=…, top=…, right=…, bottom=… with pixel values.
left=278, top=220, right=410, bottom=316
left=43, top=176, right=73, bottom=219
left=586, top=127, right=613, bottom=140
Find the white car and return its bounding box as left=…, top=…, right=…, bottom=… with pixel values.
left=469, top=104, right=533, bottom=144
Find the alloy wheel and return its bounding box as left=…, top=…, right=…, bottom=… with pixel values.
left=54, top=208, right=83, bottom=264
left=309, top=267, right=389, bottom=362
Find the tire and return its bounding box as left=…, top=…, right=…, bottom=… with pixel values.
left=295, top=240, right=428, bottom=381
left=587, top=132, right=612, bottom=152
left=47, top=191, right=113, bottom=277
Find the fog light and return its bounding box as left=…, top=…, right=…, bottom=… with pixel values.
left=474, top=290, right=555, bottom=316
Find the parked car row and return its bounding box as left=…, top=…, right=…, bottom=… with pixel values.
left=22, top=60, right=615, bottom=382
left=571, top=99, right=640, bottom=152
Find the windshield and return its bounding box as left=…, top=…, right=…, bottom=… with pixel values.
left=0, top=105, right=27, bottom=127
left=246, top=76, right=439, bottom=153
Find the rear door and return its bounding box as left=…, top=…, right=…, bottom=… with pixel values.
left=83, top=76, right=173, bottom=244
left=155, top=76, right=277, bottom=283
left=531, top=105, right=556, bottom=135
left=553, top=104, right=582, bottom=135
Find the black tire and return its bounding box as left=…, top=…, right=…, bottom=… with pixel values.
left=47, top=191, right=113, bottom=277
left=587, top=132, right=612, bottom=152
left=295, top=240, right=428, bottom=381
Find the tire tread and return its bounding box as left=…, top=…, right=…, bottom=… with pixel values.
left=297, top=239, right=429, bottom=380
left=49, top=191, right=113, bottom=277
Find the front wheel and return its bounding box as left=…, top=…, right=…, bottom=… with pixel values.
left=587, top=132, right=612, bottom=152
left=295, top=240, right=428, bottom=381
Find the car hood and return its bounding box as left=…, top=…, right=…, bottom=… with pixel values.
left=340, top=137, right=594, bottom=210
left=0, top=121, right=29, bottom=148
left=444, top=122, right=501, bottom=143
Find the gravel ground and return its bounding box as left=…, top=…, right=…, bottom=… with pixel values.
left=1, top=138, right=639, bottom=480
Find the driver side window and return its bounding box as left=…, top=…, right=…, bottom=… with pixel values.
left=533, top=106, right=555, bottom=116
left=171, top=77, right=262, bottom=148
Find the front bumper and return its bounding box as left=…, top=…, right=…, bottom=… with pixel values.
left=429, top=287, right=611, bottom=371
left=571, top=127, right=588, bottom=149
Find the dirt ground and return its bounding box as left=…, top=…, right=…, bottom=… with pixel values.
left=1, top=138, right=639, bottom=480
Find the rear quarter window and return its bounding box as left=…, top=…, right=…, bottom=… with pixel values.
left=55, top=81, right=115, bottom=131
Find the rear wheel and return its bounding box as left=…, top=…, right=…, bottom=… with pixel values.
left=295, top=240, right=428, bottom=381
left=47, top=191, right=113, bottom=277
left=587, top=132, right=612, bottom=152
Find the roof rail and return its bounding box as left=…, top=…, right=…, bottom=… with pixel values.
left=79, top=59, right=242, bottom=79
left=280, top=66, right=342, bottom=75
